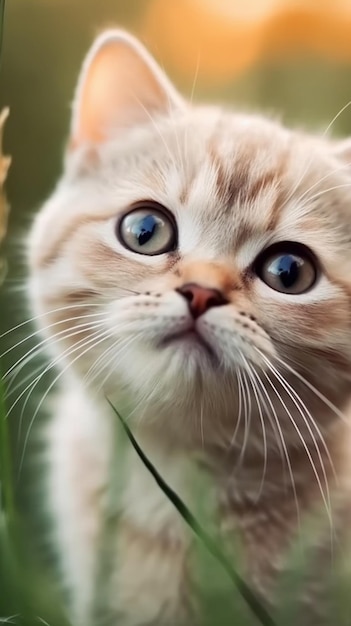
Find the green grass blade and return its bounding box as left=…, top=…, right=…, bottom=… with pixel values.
left=107, top=398, right=276, bottom=626
left=0, top=371, right=14, bottom=520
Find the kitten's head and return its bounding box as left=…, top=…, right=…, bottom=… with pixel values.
left=28, top=30, right=351, bottom=451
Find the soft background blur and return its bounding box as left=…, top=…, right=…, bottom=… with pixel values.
left=1, top=0, right=351, bottom=610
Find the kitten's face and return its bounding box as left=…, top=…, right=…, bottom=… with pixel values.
left=28, top=31, right=351, bottom=450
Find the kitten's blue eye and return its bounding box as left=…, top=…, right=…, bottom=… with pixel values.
left=118, top=203, right=177, bottom=256
left=255, top=242, right=317, bottom=294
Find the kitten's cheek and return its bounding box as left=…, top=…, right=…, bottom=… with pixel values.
left=197, top=310, right=276, bottom=367
left=104, top=291, right=192, bottom=341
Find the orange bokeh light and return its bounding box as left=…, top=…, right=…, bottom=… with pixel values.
left=142, top=0, right=351, bottom=85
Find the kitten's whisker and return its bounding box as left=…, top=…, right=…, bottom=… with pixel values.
left=91, top=348, right=121, bottom=390
left=294, top=159, right=351, bottom=208
left=264, top=355, right=333, bottom=485
left=93, top=327, right=154, bottom=391
left=272, top=353, right=346, bottom=423
left=5, top=349, right=44, bottom=395
left=265, top=355, right=337, bottom=483
left=4, top=321, right=105, bottom=412
left=132, top=93, right=179, bottom=172
left=200, top=388, right=205, bottom=448
left=249, top=366, right=284, bottom=462
left=123, top=361, right=166, bottom=426
left=12, top=327, right=104, bottom=450
left=260, top=355, right=332, bottom=525
left=85, top=332, right=140, bottom=387
left=299, top=181, right=351, bottom=210
left=280, top=151, right=316, bottom=214
left=84, top=341, right=118, bottom=386
left=322, top=100, right=351, bottom=137
left=184, top=52, right=201, bottom=167
left=2, top=318, right=106, bottom=381
left=160, top=74, right=184, bottom=172
left=281, top=100, right=351, bottom=213
left=260, top=368, right=324, bottom=524
left=233, top=364, right=251, bottom=474
left=15, top=324, right=107, bottom=446
left=0, top=312, right=106, bottom=362
left=9, top=315, right=150, bottom=388
left=243, top=357, right=267, bottom=500
left=7, top=323, right=106, bottom=420
left=0, top=302, right=104, bottom=340
left=19, top=328, right=112, bottom=472
left=6, top=361, right=46, bottom=400
left=266, top=356, right=338, bottom=550
left=189, top=52, right=201, bottom=107
left=254, top=367, right=301, bottom=528
left=230, top=368, right=243, bottom=449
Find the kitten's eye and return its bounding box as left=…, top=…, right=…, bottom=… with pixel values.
left=254, top=242, right=317, bottom=294
left=118, top=202, right=177, bottom=256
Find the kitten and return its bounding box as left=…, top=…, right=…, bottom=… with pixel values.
left=28, top=29, right=351, bottom=626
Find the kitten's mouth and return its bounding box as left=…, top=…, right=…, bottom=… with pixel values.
left=160, top=329, right=218, bottom=363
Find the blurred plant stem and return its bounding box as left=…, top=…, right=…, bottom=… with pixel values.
left=0, top=373, right=14, bottom=521
left=0, top=0, right=9, bottom=285
left=0, top=107, right=10, bottom=285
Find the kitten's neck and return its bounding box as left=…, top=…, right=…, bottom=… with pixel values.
left=131, top=409, right=351, bottom=516
left=90, top=382, right=351, bottom=517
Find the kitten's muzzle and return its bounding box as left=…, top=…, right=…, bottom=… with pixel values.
left=176, top=282, right=228, bottom=319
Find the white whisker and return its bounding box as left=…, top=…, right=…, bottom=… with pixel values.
left=293, top=160, right=351, bottom=208
left=15, top=324, right=108, bottom=446
left=259, top=353, right=333, bottom=526
left=281, top=99, right=351, bottom=212
left=252, top=366, right=301, bottom=527
left=273, top=353, right=347, bottom=422
left=243, top=356, right=267, bottom=501
left=299, top=182, right=351, bottom=210
left=0, top=302, right=104, bottom=340
left=233, top=365, right=251, bottom=473
left=323, top=100, right=351, bottom=137
left=230, top=368, right=243, bottom=449
left=19, top=327, right=112, bottom=473
left=133, top=93, right=179, bottom=172
left=7, top=322, right=106, bottom=421
left=1, top=312, right=106, bottom=364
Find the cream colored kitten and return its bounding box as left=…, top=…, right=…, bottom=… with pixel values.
left=28, top=29, right=351, bottom=626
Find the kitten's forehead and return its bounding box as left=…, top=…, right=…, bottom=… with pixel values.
left=175, top=112, right=350, bottom=247
left=106, top=108, right=348, bottom=262
left=30, top=106, right=351, bottom=275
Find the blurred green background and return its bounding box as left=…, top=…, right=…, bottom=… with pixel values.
left=1, top=0, right=351, bottom=621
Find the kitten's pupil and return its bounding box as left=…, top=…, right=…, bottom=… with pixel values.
left=270, top=255, right=300, bottom=288
left=133, top=215, right=157, bottom=246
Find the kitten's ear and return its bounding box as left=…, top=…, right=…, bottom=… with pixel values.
left=69, top=30, right=185, bottom=149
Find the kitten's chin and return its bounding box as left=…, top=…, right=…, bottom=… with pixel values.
left=101, top=330, right=226, bottom=407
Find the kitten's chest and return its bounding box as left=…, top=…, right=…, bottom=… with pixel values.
left=50, top=390, right=351, bottom=626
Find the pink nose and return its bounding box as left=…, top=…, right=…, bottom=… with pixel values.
left=176, top=283, right=228, bottom=319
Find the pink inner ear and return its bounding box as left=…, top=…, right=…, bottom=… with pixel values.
left=71, top=35, right=180, bottom=149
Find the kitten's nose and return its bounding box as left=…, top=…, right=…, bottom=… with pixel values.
left=176, top=283, right=228, bottom=319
